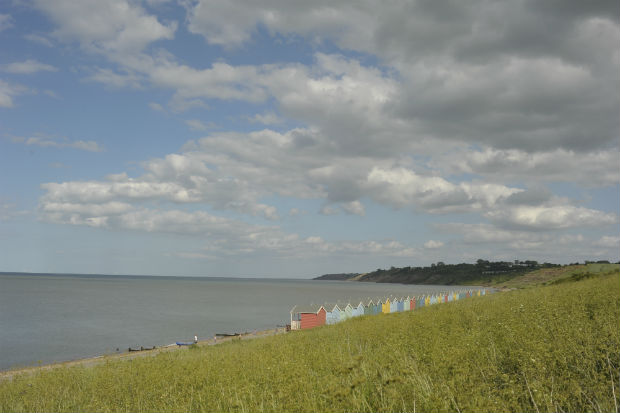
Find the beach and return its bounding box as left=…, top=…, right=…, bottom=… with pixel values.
left=0, top=273, right=472, bottom=371
left=0, top=327, right=287, bottom=381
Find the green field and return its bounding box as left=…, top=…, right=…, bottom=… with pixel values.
left=1, top=272, right=619, bottom=412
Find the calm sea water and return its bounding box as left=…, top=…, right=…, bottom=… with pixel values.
left=0, top=273, right=477, bottom=370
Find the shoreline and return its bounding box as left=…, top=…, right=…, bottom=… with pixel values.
left=0, top=327, right=287, bottom=381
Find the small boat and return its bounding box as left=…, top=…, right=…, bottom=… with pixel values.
left=175, top=341, right=195, bottom=346
left=141, top=346, right=156, bottom=351
left=215, top=333, right=240, bottom=337
left=128, top=346, right=157, bottom=352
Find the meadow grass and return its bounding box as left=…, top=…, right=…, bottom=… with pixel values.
left=1, top=273, right=618, bottom=412
left=476, top=263, right=620, bottom=289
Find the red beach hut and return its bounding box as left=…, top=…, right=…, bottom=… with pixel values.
left=290, top=305, right=327, bottom=330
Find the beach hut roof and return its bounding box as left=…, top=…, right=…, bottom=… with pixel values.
left=324, top=303, right=341, bottom=312
left=365, top=298, right=375, bottom=306
left=290, top=304, right=325, bottom=315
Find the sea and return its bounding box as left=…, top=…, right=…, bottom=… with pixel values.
left=0, top=273, right=479, bottom=371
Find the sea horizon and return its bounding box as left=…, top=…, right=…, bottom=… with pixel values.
left=0, top=272, right=479, bottom=371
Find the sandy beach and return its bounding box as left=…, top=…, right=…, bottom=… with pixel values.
left=0, top=327, right=287, bottom=381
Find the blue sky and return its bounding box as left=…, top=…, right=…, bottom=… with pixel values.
left=1, top=0, right=618, bottom=277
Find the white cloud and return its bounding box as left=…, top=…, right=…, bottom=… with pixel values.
left=33, top=0, right=176, bottom=56
left=436, top=222, right=619, bottom=263
left=437, top=147, right=620, bottom=187
left=0, top=80, right=32, bottom=108
left=148, top=102, right=165, bottom=112
left=2, top=59, right=57, bottom=74
left=26, top=0, right=620, bottom=268
left=23, top=34, right=54, bottom=47
left=0, top=202, right=29, bottom=221
left=183, top=0, right=619, bottom=153
left=41, top=180, right=199, bottom=204
left=185, top=119, right=210, bottom=131
left=594, top=236, right=620, bottom=248
left=319, top=205, right=339, bottom=216
left=0, top=14, right=13, bottom=32
left=86, top=68, right=143, bottom=89
left=424, top=240, right=444, bottom=249
left=11, top=135, right=104, bottom=152
left=41, top=201, right=133, bottom=216
left=38, top=200, right=419, bottom=259
left=341, top=200, right=365, bottom=216
left=288, top=208, right=306, bottom=217
left=485, top=205, right=618, bottom=231
left=247, top=112, right=283, bottom=125
left=0, top=80, right=18, bottom=107
left=365, top=167, right=521, bottom=213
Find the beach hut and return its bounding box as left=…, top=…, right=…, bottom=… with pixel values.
left=373, top=298, right=382, bottom=314
left=403, top=296, right=411, bottom=311
left=325, top=303, right=341, bottom=325
left=425, top=295, right=431, bottom=306
left=390, top=297, right=399, bottom=313
left=382, top=298, right=391, bottom=314
left=364, top=299, right=374, bottom=316
left=410, top=296, right=416, bottom=310
left=444, top=293, right=449, bottom=303
left=338, top=305, right=347, bottom=322
left=397, top=297, right=405, bottom=312
left=290, top=305, right=326, bottom=330
left=340, top=303, right=353, bottom=321
left=352, top=301, right=365, bottom=317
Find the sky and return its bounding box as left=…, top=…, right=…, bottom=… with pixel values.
left=0, top=0, right=618, bottom=278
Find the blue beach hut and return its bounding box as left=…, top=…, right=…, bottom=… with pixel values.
left=352, top=301, right=364, bottom=317
left=397, top=297, right=404, bottom=312
left=390, top=297, right=398, bottom=313
left=373, top=298, right=382, bottom=314
left=325, top=303, right=341, bottom=325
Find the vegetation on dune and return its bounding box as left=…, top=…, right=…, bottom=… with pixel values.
left=1, top=272, right=619, bottom=412
left=490, top=263, right=620, bottom=289
left=315, top=261, right=619, bottom=287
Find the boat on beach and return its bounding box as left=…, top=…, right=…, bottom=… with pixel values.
left=128, top=346, right=157, bottom=352
left=215, top=332, right=240, bottom=337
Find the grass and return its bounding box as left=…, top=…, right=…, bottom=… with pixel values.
left=475, top=263, right=620, bottom=289
left=1, top=272, right=619, bottom=412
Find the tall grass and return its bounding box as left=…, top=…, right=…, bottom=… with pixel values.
left=1, top=273, right=618, bottom=412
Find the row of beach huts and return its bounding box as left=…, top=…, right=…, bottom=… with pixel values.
left=289, top=289, right=487, bottom=330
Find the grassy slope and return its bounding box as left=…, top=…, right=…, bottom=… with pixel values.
left=1, top=273, right=619, bottom=413
left=473, top=263, right=620, bottom=288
